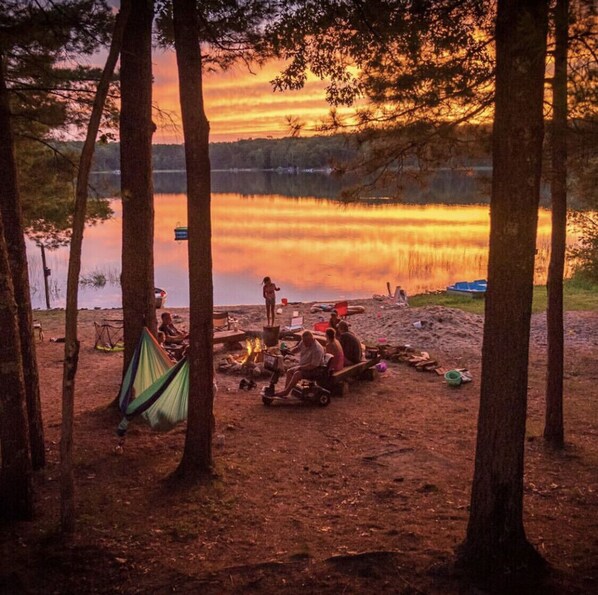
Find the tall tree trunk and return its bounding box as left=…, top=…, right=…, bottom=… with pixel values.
left=60, top=4, right=130, bottom=534
left=0, top=55, right=45, bottom=470
left=120, top=0, right=156, bottom=374
left=173, top=0, right=214, bottom=477
left=458, top=0, right=549, bottom=575
left=544, top=0, right=569, bottom=448
left=0, top=57, right=33, bottom=522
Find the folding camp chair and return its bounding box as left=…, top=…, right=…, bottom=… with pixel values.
left=333, top=301, right=349, bottom=318
left=94, top=319, right=124, bottom=351
left=33, top=320, right=44, bottom=341
left=286, top=316, right=304, bottom=332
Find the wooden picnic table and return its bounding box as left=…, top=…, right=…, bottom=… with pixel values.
left=213, top=329, right=247, bottom=345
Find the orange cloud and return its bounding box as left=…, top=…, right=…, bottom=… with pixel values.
left=152, top=53, right=351, bottom=143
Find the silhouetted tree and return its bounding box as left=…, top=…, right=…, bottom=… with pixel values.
left=172, top=0, right=214, bottom=477
left=544, top=0, right=569, bottom=448
left=266, top=0, right=495, bottom=196
left=0, top=53, right=44, bottom=469
left=120, top=0, right=156, bottom=372
left=1, top=0, right=116, bottom=469
left=0, top=56, right=33, bottom=521
left=458, top=0, right=549, bottom=576
left=60, top=2, right=130, bottom=533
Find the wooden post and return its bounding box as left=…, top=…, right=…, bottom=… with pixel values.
left=40, top=244, right=51, bottom=310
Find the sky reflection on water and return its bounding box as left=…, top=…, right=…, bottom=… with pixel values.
left=27, top=192, right=562, bottom=310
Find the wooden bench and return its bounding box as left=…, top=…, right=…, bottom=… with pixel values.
left=327, top=356, right=380, bottom=396
left=213, top=329, right=247, bottom=346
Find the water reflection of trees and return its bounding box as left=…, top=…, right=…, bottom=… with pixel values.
left=91, top=170, right=495, bottom=204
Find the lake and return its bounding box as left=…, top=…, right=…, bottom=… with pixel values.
left=26, top=171, right=572, bottom=309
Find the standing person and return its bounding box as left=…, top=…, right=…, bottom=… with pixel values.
left=325, top=328, right=345, bottom=372
left=336, top=320, right=363, bottom=365
left=262, top=276, right=280, bottom=326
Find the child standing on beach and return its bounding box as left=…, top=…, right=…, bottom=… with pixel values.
left=262, top=276, right=280, bottom=326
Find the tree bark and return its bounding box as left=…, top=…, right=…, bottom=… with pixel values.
left=120, top=0, right=156, bottom=374
left=0, top=55, right=45, bottom=471
left=0, top=57, right=33, bottom=522
left=544, top=0, right=568, bottom=448
left=173, top=0, right=215, bottom=477
left=60, top=3, right=130, bottom=534
left=458, top=0, right=549, bottom=575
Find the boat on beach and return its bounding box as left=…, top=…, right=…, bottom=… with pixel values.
left=446, top=279, right=487, bottom=297
left=154, top=287, right=168, bottom=308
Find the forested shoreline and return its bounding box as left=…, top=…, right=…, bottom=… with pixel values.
left=61, top=133, right=493, bottom=173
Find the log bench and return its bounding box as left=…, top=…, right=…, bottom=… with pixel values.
left=326, top=356, right=380, bottom=396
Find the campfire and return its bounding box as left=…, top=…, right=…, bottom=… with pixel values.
left=218, top=336, right=268, bottom=376
left=241, top=336, right=263, bottom=365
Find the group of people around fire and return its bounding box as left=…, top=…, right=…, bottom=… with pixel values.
left=154, top=277, right=365, bottom=397
left=273, top=319, right=363, bottom=397
left=262, top=276, right=365, bottom=396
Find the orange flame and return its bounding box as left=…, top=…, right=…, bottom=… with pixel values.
left=241, top=336, right=263, bottom=364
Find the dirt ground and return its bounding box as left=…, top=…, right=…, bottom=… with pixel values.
left=1, top=300, right=597, bottom=594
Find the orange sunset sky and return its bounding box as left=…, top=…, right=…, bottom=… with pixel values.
left=151, top=51, right=344, bottom=143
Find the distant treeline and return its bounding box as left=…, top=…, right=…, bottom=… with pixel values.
left=60, top=134, right=491, bottom=173
left=66, top=135, right=360, bottom=172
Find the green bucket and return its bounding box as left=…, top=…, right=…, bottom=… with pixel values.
left=444, top=370, right=462, bottom=387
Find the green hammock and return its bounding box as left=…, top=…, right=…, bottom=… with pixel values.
left=117, top=328, right=189, bottom=435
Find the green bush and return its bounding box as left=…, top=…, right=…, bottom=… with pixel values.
left=569, top=215, right=598, bottom=283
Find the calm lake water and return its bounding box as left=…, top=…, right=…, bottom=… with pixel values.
left=26, top=171, right=572, bottom=309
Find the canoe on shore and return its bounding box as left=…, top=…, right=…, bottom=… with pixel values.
left=446, top=279, right=487, bottom=298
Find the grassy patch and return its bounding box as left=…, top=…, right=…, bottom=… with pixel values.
left=410, top=281, right=598, bottom=314
left=410, top=292, right=486, bottom=314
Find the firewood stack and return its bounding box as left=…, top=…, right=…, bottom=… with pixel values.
left=375, top=344, right=442, bottom=374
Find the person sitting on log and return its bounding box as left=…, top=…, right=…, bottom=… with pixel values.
left=336, top=320, right=363, bottom=365
left=157, top=330, right=186, bottom=361
left=325, top=328, right=345, bottom=372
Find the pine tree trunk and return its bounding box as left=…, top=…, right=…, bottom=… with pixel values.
left=0, top=59, right=33, bottom=521
left=60, top=4, right=130, bottom=534
left=0, top=217, right=32, bottom=521
left=120, top=0, right=156, bottom=374
left=458, top=0, right=549, bottom=575
left=0, top=55, right=45, bottom=470
left=544, top=0, right=568, bottom=448
left=173, top=0, right=214, bottom=477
